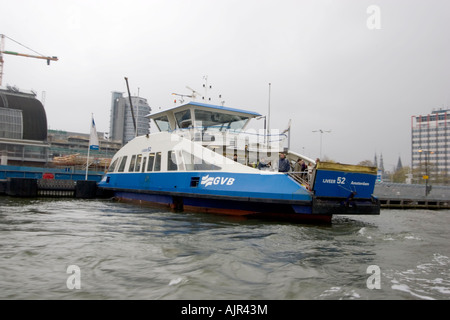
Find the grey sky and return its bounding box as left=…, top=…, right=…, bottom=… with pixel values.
left=2, top=0, right=449, bottom=170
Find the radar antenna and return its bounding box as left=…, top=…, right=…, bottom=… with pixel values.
left=186, top=86, right=202, bottom=101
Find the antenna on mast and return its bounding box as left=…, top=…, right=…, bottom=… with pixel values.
left=202, top=75, right=212, bottom=102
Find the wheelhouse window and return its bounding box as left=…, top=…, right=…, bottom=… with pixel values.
left=194, top=110, right=249, bottom=132
left=175, top=109, right=192, bottom=129
left=154, top=115, right=171, bottom=132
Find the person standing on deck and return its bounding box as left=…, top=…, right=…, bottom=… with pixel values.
left=294, top=158, right=302, bottom=172
left=278, top=153, right=290, bottom=173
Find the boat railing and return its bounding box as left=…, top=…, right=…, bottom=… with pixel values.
left=288, top=172, right=312, bottom=190
left=171, top=126, right=288, bottom=145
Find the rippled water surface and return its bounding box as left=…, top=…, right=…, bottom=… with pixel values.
left=0, top=197, right=449, bottom=300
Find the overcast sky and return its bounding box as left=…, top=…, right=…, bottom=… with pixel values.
left=2, top=0, right=449, bottom=170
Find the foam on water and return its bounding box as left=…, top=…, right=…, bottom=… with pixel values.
left=1, top=199, right=450, bottom=300
left=387, top=254, right=450, bottom=300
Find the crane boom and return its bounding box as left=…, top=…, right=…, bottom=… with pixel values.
left=1, top=50, right=58, bottom=64
left=0, top=34, right=58, bottom=86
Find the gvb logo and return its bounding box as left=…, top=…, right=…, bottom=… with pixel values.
left=66, top=265, right=81, bottom=290
left=366, top=265, right=381, bottom=289
left=201, top=175, right=235, bottom=187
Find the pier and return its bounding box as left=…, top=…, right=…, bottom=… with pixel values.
left=0, top=177, right=109, bottom=199
left=375, top=182, right=450, bottom=209
left=0, top=165, right=109, bottom=199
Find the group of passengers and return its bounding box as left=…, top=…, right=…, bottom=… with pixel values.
left=235, top=152, right=317, bottom=177
left=277, top=153, right=313, bottom=175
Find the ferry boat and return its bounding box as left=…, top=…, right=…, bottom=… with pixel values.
left=98, top=101, right=380, bottom=223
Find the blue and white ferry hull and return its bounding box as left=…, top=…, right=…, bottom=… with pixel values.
left=100, top=170, right=330, bottom=221
left=99, top=158, right=379, bottom=224
left=98, top=102, right=380, bottom=223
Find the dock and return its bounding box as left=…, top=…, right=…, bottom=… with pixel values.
left=375, top=182, right=450, bottom=209
left=0, top=177, right=111, bottom=199
left=0, top=164, right=109, bottom=199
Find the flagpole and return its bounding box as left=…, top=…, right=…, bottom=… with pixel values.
left=85, top=113, right=92, bottom=180
left=288, top=119, right=291, bottom=151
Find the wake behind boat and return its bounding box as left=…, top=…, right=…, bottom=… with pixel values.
left=98, top=101, right=380, bottom=223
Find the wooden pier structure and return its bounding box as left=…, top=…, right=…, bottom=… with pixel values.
left=0, top=177, right=108, bottom=199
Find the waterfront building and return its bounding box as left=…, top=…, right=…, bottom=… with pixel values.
left=411, top=108, right=450, bottom=184
left=109, top=92, right=151, bottom=145
left=0, top=86, right=123, bottom=171
left=47, top=129, right=121, bottom=171
left=0, top=86, right=49, bottom=166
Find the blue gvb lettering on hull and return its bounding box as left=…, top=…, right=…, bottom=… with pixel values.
left=201, top=175, right=235, bottom=187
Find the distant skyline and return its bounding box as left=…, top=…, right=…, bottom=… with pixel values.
left=2, top=0, right=449, bottom=170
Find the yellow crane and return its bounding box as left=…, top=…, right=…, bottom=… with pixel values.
left=0, top=34, right=58, bottom=86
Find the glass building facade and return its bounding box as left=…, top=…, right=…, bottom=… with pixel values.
left=0, top=107, right=23, bottom=139
left=0, top=88, right=49, bottom=166
left=110, top=92, right=151, bottom=145
left=411, top=109, right=450, bottom=184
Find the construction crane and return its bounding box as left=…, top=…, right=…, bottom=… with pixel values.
left=0, top=34, right=58, bottom=86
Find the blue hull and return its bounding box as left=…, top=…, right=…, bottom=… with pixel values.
left=99, top=170, right=379, bottom=223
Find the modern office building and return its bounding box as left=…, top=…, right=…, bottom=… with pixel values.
left=0, top=86, right=49, bottom=166
left=110, top=92, right=151, bottom=145
left=411, top=108, right=450, bottom=184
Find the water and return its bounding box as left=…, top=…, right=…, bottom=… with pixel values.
left=0, top=197, right=449, bottom=300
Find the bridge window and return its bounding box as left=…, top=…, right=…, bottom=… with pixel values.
left=194, top=110, right=249, bottom=132
left=154, top=115, right=171, bottom=132
left=175, top=109, right=192, bottom=129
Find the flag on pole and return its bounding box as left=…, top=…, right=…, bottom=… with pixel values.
left=282, top=119, right=292, bottom=134
left=89, top=117, right=99, bottom=150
